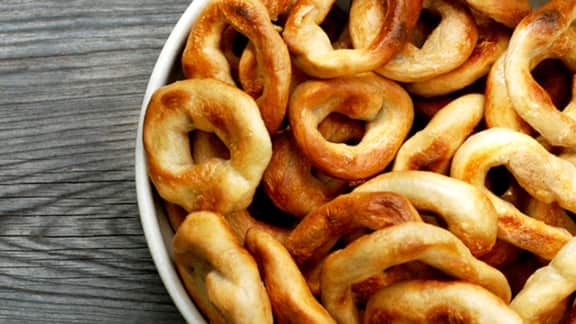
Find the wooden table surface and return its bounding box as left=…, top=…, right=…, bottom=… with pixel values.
left=1, top=1, right=191, bottom=322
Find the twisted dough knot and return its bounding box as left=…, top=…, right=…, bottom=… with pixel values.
left=181, top=0, right=291, bottom=133
left=364, top=280, right=523, bottom=324
left=173, top=211, right=272, bottom=324
left=143, top=79, right=271, bottom=214
left=451, top=127, right=574, bottom=259
left=320, top=222, right=511, bottom=324
left=282, top=0, right=422, bottom=78
left=510, top=237, right=576, bottom=323
left=505, top=0, right=576, bottom=147
left=286, top=191, right=422, bottom=265
left=353, top=170, right=499, bottom=257
left=352, top=0, right=478, bottom=82
left=289, top=73, right=413, bottom=180
left=245, top=229, right=336, bottom=324
left=393, top=94, right=485, bottom=174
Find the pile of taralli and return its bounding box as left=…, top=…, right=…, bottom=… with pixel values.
left=142, top=0, right=576, bottom=322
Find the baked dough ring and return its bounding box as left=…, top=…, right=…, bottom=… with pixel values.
left=262, top=120, right=360, bottom=218
left=282, top=0, right=422, bottom=78
left=526, top=199, right=576, bottom=235
left=181, top=0, right=291, bottom=133
left=173, top=211, right=273, bottom=324
left=463, top=0, right=531, bottom=28
left=365, top=0, right=478, bottom=82
left=143, top=79, right=272, bottom=213
left=505, top=1, right=576, bottom=147
left=484, top=51, right=533, bottom=134
left=286, top=191, right=422, bottom=265
left=364, top=280, right=523, bottom=324
left=320, top=222, right=511, bottom=324
left=451, top=127, right=574, bottom=259
left=510, top=237, right=576, bottom=323
left=289, top=73, right=413, bottom=180
left=393, top=94, right=484, bottom=173
left=353, top=170, right=499, bottom=257
left=451, top=128, right=576, bottom=218
left=405, top=22, right=509, bottom=97
left=245, top=229, right=336, bottom=324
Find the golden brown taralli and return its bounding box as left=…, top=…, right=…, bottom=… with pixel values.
left=143, top=79, right=271, bottom=214
left=364, top=280, right=523, bottom=324
left=245, top=229, right=336, bottom=324
left=505, top=0, right=576, bottom=146
left=181, top=0, right=291, bottom=133
left=406, top=22, right=509, bottom=97
left=511, top=237, right=576, bottom=323
left=451, top=128, right=575, bottom=259
left=463, top=0, right=531, bottom=28
left=286, top=191, right=422, bottom=264
left=320, top=222, right=512, bottom=324
left=262, top=130, right=349, bottom=219
left=354, top=171, right=499, bottom=257
left=283, top=0, right=422, bottom=78
left=393, top=94, right=485, bottom=174
left=173, top=211, right=273, bottom=323
left=372, top=0, right=479, bottom=82
left=289, top=73, right=413, bottom=180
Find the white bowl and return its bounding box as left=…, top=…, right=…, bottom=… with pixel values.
left=135, top=0, right=548, bottom=323
left=134, top=1, right=210, bottom=323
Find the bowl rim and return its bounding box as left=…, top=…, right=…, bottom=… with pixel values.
left=134, top=1, right=210, bottom=323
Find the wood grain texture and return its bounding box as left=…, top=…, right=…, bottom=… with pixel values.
left=0, top=0, right=190, bottom=322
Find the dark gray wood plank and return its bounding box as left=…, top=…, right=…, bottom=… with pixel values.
left=0, top=0, right=191, bottom=322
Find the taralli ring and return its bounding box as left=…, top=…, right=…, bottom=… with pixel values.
left=484, top=51, right=533, bottom=134
left=286, top=191, right=422, bottom=264
left=405, top=22, right=509, bottom=97
left=371, top=0, right=478, bottom=82
left=173, top=211, right=273, bottom=323
left=505, top=0, right=576, bottom=147
left=451, top=128, right=576, bottom=219
left=526, top=199, right=576, bottom=236
left=393, top=94, right=485, bottom=173
left=510, top=237, right=576, bottom=323
left=451, top=127, right=574, bottom=259
left=143, top=79, right=272, bottom=213
left=245, top=229, right=336, bottom=324
left=354, top=170, right=499, bottom=257
left=282, top=0, right=422, bottom=78
left=320, top=222, right=511, bottom=324
left=289, top=73, right=413, bottom=180
left=181, top=0, right=291, bottom=133
left=364, top=280, right=523, bottom=324
left=262, top=125, right=356, bottom=219
left=463, top=0, right=531, bottom=28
